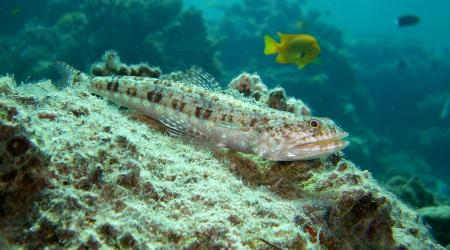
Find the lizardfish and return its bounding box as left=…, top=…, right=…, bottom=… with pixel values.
left=58, top=62, right=348, bottom=161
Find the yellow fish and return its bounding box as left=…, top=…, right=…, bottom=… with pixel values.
left=264, top=32, right=320, bottom=69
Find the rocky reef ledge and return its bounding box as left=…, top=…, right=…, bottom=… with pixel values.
left=0, top=75, right=444, bottom=249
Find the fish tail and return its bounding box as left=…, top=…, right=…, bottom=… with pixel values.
left=264, top=34, right=279, bottom=55
left=55, top=61, right=88, bottom=87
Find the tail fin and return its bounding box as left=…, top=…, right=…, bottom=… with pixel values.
left=55, top=61, right=88, bottom=87
left=264, top=35, right=279, bottom=55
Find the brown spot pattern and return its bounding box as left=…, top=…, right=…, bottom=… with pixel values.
left=126, top=87, right=137, bottom=97
left=112, top=81, right=119, bottom=92
left=171, top=100, right=178, bottom=110
left=147, top=91, right=155, bottom=102
left=261, top=117, right=270, bottom=124
left=203, top=109, right=212, bottom=120
left=154, top=93, right=163, bottom=103
left=178, top=102, right=186, bottom=111
left=195, top=107, right=202, bottom=118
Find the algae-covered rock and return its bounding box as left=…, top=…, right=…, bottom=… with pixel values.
left=228, top=72, right=311, bottom=115
left=0, top=74, right=445, bottom=249
left=90, top=50, right=161, bottom=78
left=419, top=206, right=450, bottom=246
left=386, top=176, right=437, bottom=208
left=0, top=76, right=50, bottom=245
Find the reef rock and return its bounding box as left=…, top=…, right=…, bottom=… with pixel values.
left=418, top=206, right=450, bottom=247
left=228, top=72, right=311, bottom=115
left=0, top=75, right=444, bottom=249
left=386, top=176, right=437, bottom=208
left=0, top=76, right=50, bottom=245
left=90, top=50, right=161, bottom=78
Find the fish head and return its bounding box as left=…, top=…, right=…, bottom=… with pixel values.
left=254, top=116, right=348, bottom=161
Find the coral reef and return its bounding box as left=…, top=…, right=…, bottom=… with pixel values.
left=0, top=73, right=444, bottom=249
left=0, top=0, right=220, bottom=81
left=143, top=8, right=222, bottom=78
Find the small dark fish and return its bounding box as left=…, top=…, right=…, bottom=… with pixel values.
left=396, top=15, right=420, bottom=27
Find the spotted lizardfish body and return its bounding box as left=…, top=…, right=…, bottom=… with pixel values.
left=58, top=62, right=348, bottom=161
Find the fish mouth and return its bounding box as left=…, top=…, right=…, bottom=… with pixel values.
left=290, top=132, right=349, bottom=160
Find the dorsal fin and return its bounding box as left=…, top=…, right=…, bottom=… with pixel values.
left=277, top=32, right=291, bottom=42
left=55, top=61, right=89, bottom=87
left=179, top=66, right=222, bottom=91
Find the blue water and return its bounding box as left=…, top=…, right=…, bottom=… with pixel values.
left=1, top=0, right=449, bottom=197
left=305, top=0, right=450, bottom=49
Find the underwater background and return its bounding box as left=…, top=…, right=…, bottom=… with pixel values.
left=2, top=0, right=449, bottom=197
left=1, top=0, right=450, bottom=248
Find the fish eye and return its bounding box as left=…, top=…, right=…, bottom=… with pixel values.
left=310, top=119, right=320, bottom=128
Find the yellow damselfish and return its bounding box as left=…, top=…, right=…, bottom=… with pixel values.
left=264, top=32, right=320, bottom=69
